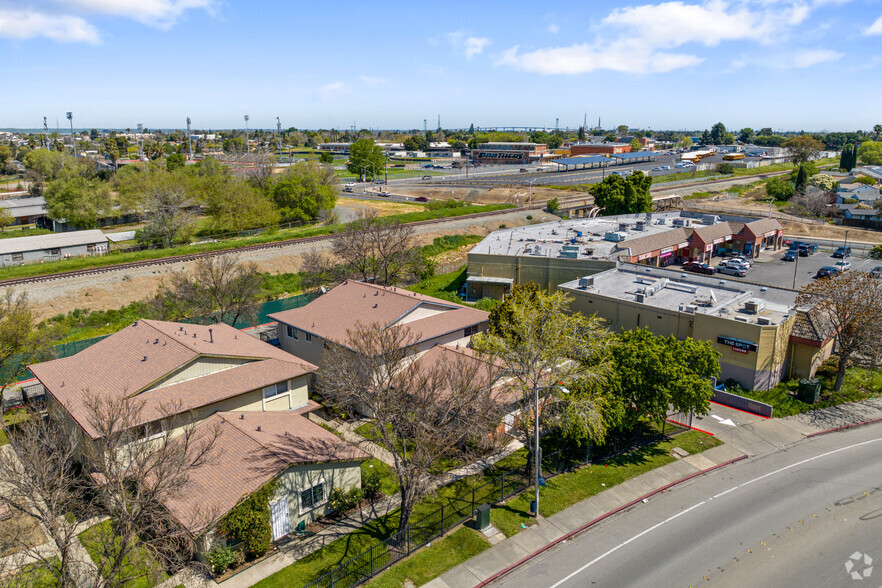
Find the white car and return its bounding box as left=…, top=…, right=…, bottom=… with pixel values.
left=834, top=261, right=852, bottom=271
left=721, top=260, right=750, bottom=271
left=344, top=182, right=356, bottom=188
left=725, top=257, right=752, bottom=268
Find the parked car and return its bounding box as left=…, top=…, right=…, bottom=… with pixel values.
left=816, top=266, right=840, bottom=279
left=375, top=179, right=386, bottom=184
left=651, top=165, right=671, bottom=171
left=871, top=267, right=882, bottom=278
left=421, top=175, right=432, bottom=180
left=832, top=246, right=852, bottom=258
left=519, top=168, right=529, bottom=173
left=716, top=265, right=748, bottom=277
left=720, top=260, right=750, bottom=271
left=798, top=243, right=817, bottom=256
left=783, top=250, right=797, bottom=261
left=834, top=260, right=852, bottom=272
left=683, top=262, right=716, bottom=275
left=423, top=164, right=434, bottom=168
left=343, top=186, right=353, bottom=193
left=723, top=257, right=752, bottom=268
left=414, top=196, right=428, bottom=202
left=344, top=182, right=356, bottom=188
left=378, top=191, right=391, bottom=197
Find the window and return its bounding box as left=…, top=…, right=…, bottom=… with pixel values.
left=305, top=332, right=312, bottom=343
left=300, top=481, right=325, bottom=511
left=264, top=380, right=289, bottom=399
left=286, top=325, right=298, bottom=340
left=464, top=324, right=481, bottom=337
left=11, top=253, right=22, bottom=261
left=47, top=248, right=61, bottom=256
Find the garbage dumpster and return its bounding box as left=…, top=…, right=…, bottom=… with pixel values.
left=798, top=378, right=822, bottom=403
left=475, top=503, right=491, bottom=531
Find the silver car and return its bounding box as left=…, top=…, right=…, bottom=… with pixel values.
left=717, top=265, right=747, bottom=277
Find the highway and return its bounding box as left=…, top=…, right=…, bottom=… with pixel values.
left=490, top=423, right=882, bottom=588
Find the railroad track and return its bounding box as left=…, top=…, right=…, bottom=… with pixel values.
left=0, top=207, right=534, bottom=288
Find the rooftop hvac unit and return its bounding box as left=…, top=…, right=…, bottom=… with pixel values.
left=671, top=217, right=692, bottom=227
left=757, top=317, right=772, bottom=326
left=618, top=223, right=630, bottom=232
left=604, top=231, right=628, bottom=242
left=635, top=292, right=645, bottom=303
left=701, top=214, right=721, bottom=225
left=735, top=316, right=749, bottom=322
left=634, top=221, right=646, bottom=231
left=656, top=218, right=667, bottom=225
left=719, top=307, right=730, bottom=315
left=679, top=304, right=697, bottom=314
left=744, top=299, right=766, bottom=314
left=578, top=276, right=594, bottom=289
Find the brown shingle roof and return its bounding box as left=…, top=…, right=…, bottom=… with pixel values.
left=269, top=281, right=489, bottom=347
left=790, top=309, right=837, bottom=345
left=691, top=221, right=743, bottom=245
left=741, top=218, right=783, bottom=238
left=163, top=411, right=369, bottom=534
left=621, top=227, right=691, bottom=257
left=29, top=320, right=316, bottom=439
left=416, top=344, right=520, bottom=407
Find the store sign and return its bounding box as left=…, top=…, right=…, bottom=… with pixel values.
left=477, top=152, right=525, bottom=160
left=717, top=336, right=758, bottom=353
left=660, top=247, right=673, bottom=254
left=705, top=244, right=713, bottom=252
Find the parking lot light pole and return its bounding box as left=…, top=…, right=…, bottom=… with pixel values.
left=792, top=250, right=799, bottom=290
left=532, top=383, right=569, bottom=518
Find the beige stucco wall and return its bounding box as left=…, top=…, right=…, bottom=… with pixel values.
left=278, top=328, right=325, bottom=366
left=148, top=356, right=254, bottom=391
left=468, top=253, right=615, bottom=296
left=274, top=460, right=364, bottom=528
left=787, top=339, right=835, bottom=381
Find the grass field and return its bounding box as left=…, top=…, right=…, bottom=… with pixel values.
left=79, top=520, right=168, bottom=588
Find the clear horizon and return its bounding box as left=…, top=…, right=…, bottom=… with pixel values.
left=1, top=1, right=881, bottom=131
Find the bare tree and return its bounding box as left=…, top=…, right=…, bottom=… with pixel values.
left=79, top=393, right=220, bottom=587
left=149, top=253, right=264, bottom=327
left=797, top=272, right=882, bottom=391
left=302, top=211, right=429, bottom=289
left=789, top=186, right=833, bottom=218
left=0, top=406, right=88, bottom=587
left=319, top=323, right=503, bottom=533
left=136, top=172, right=196, bottom=248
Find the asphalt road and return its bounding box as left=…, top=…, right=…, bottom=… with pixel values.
left=491, top=423, right=882, bottom=588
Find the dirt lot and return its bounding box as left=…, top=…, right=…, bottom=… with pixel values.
left=20, top=209, right=556, bottom=321
left=394, top=185, right=567, bottom=205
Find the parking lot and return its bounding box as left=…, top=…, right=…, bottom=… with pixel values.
left=690, top=248, right=882, bottom=290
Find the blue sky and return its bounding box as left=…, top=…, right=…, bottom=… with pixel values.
left=1, top=0, right=881, bottom=131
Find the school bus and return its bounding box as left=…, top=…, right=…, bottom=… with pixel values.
left=723, top=153, right=745, bottom=160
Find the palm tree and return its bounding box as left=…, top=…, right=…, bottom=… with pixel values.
left=874, top=124, right=882, bottom=140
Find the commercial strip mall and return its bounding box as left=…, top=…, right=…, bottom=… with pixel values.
left=465, top=213, right=833, bottom=390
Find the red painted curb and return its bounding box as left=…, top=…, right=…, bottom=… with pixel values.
left=665, top=419, right=715, bottom=436
left=805, top=416, right=882, bottom=438
left=710, top=400, right=771, bottom=419
left=474, top=454, right=749, bottom=588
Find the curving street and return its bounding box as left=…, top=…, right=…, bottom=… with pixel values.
left=489, top=423, right=882, bottom=588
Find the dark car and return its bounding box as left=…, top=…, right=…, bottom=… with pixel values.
left=716, top=265, right=747, bottom=277
left=816, top=266, right=840, bottom=279
left=423, top=164, right=433, bottom=169
left=871, top=267, right=882, bottom=279
left=684, top=262, right=716, bottom=275
left=788, top=241, right=803, bottom=250
left=783, top=250, right=797, bottom=261
left=798, top=243, right=817, bottom=256
left=414, top=196, right=429, bottom=202
left=832, top=246, right=852, bottom=258
left=519, top=168, right=529, bottom=173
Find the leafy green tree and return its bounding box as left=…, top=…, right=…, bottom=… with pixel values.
left=578, top=126, right=586, bottom=141
left=840, top=144, right=855, bottom=171
left=318, top=151, right=334, bottom=164
left=0, top=208, right=13, bottom=232
left=346, top=138, right=385, bottom=179
left=616, top=124, right=629, bottom=137
left=603, top=133, right=617, bottom=143
left=782, top=134, right=824, bottom=164
left=766, top=177, right=795, bottom=201
left=608, top=329, right=718, bottom=430
left=403, top=136, right=421, bottom=152
left=716, top=163, right=734, bottom=174
left=166, top=153, right=186, bottom=172
left=794, top=163, right=810, bottom=194
left=738, top=128, right=755, bottom=143
left=709, top=122, right=727, bottom=145
left=858, top=140, right=882, bottom=165
left=201, top=177, right=280, bottom=232
left=808, top=174, right=836, bottom=191
left=629, top=138, right=642, bottom=152
left=546, top=197, right=560, bottom=214
left=223, top=137, right=246, bottom=154
left=700, top=130, right=712, bottom=144
left=90, top=128, right=99, bottom=140
left=270, top=160, right=337, bottom=221
left=44, top=177, right=112, bottom=229
left=874, top=124, right=882, bottom=140
left=589, top=171, right=652, bottom=215
left=0, top=145, right=10, bottom=167
left=677, top=135, right=693, bottom=149
left=758, top=128, right=773, bottom=136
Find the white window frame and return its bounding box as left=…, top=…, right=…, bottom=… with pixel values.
left=298, top=479, right=327, bottom=514
left=263, top=380, right=290, bottom=400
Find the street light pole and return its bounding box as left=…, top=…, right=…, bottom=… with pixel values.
left=529, top=178, right=537, bottom=207
left=792, top=249, right=799, bottom=290
left=532, top=384, right=569, bottom=517
left=66, top=112, right=76, bottom=157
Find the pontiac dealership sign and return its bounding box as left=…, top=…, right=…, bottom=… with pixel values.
left=717, top=336, right=758, bottom=353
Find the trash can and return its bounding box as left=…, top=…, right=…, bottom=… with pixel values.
left=475, top=503, right=491, bottom=531
left=798, top=378, right=822, bottom=403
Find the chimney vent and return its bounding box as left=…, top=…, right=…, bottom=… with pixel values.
left=240, top=414, right=244, bottom=420
left=256, top=426, right=262, bottom=432
left=209, top=328, right=214, bottom=343
left=142, top=355, right=147, bottom=362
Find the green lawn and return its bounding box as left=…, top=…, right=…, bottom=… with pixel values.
left=732, top=368, right=882, bottom=417
left=491, top=430, right=720, bottom=537
left=0, top=227, right=53, bottom=240
left=364, top=527, right=490, bottom=588
left=362, top=458, right=400, bottom=497
left=78, top=520, right=169, bottom=588
left=8, top=557, right=60, bottom=587
left=0, top=204, right=512, bottom=282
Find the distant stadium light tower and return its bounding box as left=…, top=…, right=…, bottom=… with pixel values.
left=186, top=117, right=193, bottom=160
left=276, top=117, right=282, bottom=157
left=244, top=114, right=250, bottom=150
left=137, top=123, right=144, bottom=158
left=43, top=117, right=50, bottom=150
left=66, top=112, right=76, bottom=157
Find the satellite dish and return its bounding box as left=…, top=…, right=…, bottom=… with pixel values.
left=320, top=286, right=327, bottom=294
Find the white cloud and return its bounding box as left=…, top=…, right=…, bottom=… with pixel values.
left=790, top=48, right=842, bottom=66
left=55, top=0, right=215, bottom=29
left=464, top=36, right=490, bottom=59
left=865, top=15, right=882, bottom=35
left=547, top=23, right=560, bottom=33
left=0, top=9, right=100, bottom=43
left=317, top=82, right=349, bottom=99
left=359, top=75, right=386, bottom=86
left=498, top=0, right=834, bottom=75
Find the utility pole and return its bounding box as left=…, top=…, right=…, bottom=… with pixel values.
left=43, top=117, right=50, bottom=150
left=137, top=123, right=144, bottom=159
left=276, top=117, right=282, bottom=158
left=186, top=117, right=193, bottom=161
left=437, top=114, right=440, bottom=131
left=66, top=112, right=76, bottom=156
left=423, top=119, right=427, bottom=133
left=244, top=114, right=250, bottom=150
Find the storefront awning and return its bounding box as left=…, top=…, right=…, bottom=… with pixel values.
left=466, top=276, right=514, bottom=285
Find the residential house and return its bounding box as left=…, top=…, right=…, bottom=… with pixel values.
left=836, top=183, right=880, bottom=205
left=29, top=319, right=368, bottom=542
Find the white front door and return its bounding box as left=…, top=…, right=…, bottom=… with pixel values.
left=270, top=498, right=290, bottom=541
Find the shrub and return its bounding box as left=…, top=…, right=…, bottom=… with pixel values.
left=329, top=486, right=365, bottom=512
left=766, top=177, right=795, bottom=201
left=362, top=469, right=383, bottom=500
left=208, top=545, right=236, bottom=576
left=526, top=215, right=533, bottom=220
left=546, top=198, right=560, bottom=214
left=717, top=163, right=734, bottom=174
left=815, top=355, right=841, bottom=381
left=871, top=244, right=882, bottom=260
left=218, top=481, right=277, bottom=559
left=853, top=176, right=877, bottom=186
left=498, top=224, right=506, bottom=229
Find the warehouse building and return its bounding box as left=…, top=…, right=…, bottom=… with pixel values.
left=571, top=142, right=631, bottom=155
left=558, top=264, right=834, bottom=390
left=0, top=229, right=109, bottom=266
left=0, top=197, right=48, bottom=228
left=465, top=213, right=784, bottom=299
left=473, top=142, right=547, bottom=164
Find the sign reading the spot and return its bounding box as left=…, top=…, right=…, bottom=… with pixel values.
left=718, top=336, right=758, bottom=353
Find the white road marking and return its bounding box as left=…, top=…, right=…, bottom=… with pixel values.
left=711, top=415, right=737, bottom=426
left=546, top=436, right=882, bottom=588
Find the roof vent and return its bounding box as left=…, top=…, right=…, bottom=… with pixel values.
left=240, top=414, right=244, bottom=420
left=256, top=426, right=262, bottom=432
left=154, top=338, right=159, bottom=344
left=142, top=355, right=147, bottom=362
left=373, top=303, right=378, bottom=308
left=179, top=326, right=183, bottom=331
left=209, top=328, right=213, bottom=343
